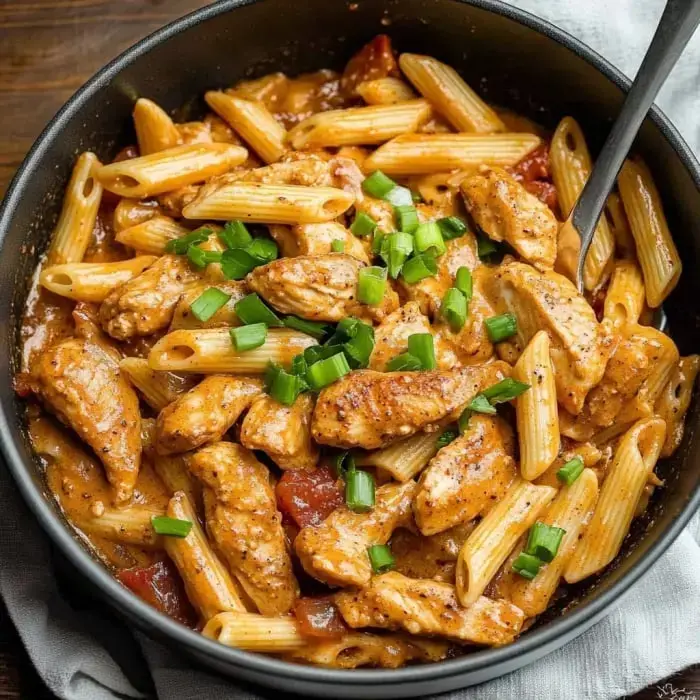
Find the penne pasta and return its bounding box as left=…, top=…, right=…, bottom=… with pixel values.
left=80, top=504, right=164, bottom=547
left=148, top=328, right=317, bottom=373
left=357, top=77, right=417, bottom=105
left=40, top=256, right=156, bottom=303
left=96, top=143, right=248, bottom=198
left=513, top=331, right=559, bottom=480
left=115, top=215, right=190, bottom=255
left=354, top=432, right=439, bottom=482
left=603, top=260, right=646, bottom=329
left=565, top=418, right=666, bottom=582
left=202, top=611, right=306, bottom=652
left=604, top=191, right=636, bottom=257
left=182, top=181, right=354, bottom=224
left=133, top=98, right=180, bottom=155
left=119, top=357, right=196, bottom=412
left=153, top=453, right=201, bottom=508
left=363, top=133, right=540, bottom=175
left=618, top=158, right=682, bottom=307
left=399, top=53, right=506, bottom=133
left=205, top=91, right=287, bottom=164
left=46, top=152, right=104, bottom=265
left=455, top=479, right=556, bottom=606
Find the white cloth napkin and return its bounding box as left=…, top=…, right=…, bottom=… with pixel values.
left=2, top=1, right=700, bottom=698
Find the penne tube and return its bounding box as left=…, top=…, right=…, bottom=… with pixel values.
left=205, top=91, right=287, bottom=164
left=288, top=100, right=432, bottom=149
left=113, top=198, right=162, bottom=233
left=357, top=77, right=417, bottom=105
left=456, top=479, right=556, bottom=606
left=399, top=53, right=506, bottom=133
left=618, top=158, right=681, bottom=307
left=354, top=432, right=439, bottom=482
left=550, top=117, right=615, bottom=290
left=363, top=133, right=540, bottom=175
left=40, top=256, right=156, bottom=302
left=603, top=260, right=645, bottom=329
left=115, top=215, right=190, bottom=255
left=119, top=357, right=197, bottom=412
left=202, top=611, right=306, bottom=652
left=165, top=491, right=245, bottom=619
left=604, top=191, right=636, bottom=257
left=148, top=328, right=317, bottom=373
left=513, top=331, right=559, bottom=480
left=46, top=152, right=104, bottom=265
left=133, top=98, right=180, bottom=155
left=153, top=453, right=201, bottom=508
left=564, top=418, right=666, bottom=583
left=182, top=181, right=354, bottom=224
left=80, top=504, right=165, bottom=547
left=96, top=143, right=248, bottom=198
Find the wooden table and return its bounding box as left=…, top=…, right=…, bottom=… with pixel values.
left=0, top=1, right=698, bottom=698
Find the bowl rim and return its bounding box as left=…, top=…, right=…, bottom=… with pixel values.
left=1, top=0, right=700, bottom=688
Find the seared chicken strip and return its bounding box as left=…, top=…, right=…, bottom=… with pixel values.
left=335, top=572, right=525, bottom=646
left=188, top=442, right=298, bottom=615
left=247, top=254, right=399, bottom=323
left=295, top=481, right=416, bottom=587
left=34, top=338, right=141, bottom=504
left=268, top=222, right=370, bottom=263
left=100, top=255, right=200, bottom=340
left=461, top=166, right=558, bottom=271
left=170, top=280, right=249, bottom=330
left=312, top=363, right=510, bottom=449
left=414, top=415, right=517, bottom=536
left=155, top=376, right=263, bottom=455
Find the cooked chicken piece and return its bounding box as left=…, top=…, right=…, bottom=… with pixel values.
left=155, top=376, right=262, bottom=455
left=369, top=302, right=457, bottom=370
left=414, top=415, right=517, bottom=536
left=240, top=393, right=319, bottom=470
left=34, top=338, right=141, bottom=504
left=99, top=255, right=200, bottom=340
left=312, top=363, right=510, bottom=450
left=268, top=222, right=370, bottom=263
left=461, top=166, right=558, bottom=271
left=188, top=442, right=298, bottom=615
left=482, top=260, right=616, bottom=414
left=295, top=481, right=416, bottom=587
left=170, top=280, right=249, bottom=331
left=246, top=254, right=399, bottom=323
left=335, top=572, right=524, bottom=646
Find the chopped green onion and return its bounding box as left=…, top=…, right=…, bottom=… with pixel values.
left=306, top=352, right=351, bottom=390
left=331, top=239, right=345, bottom=253
left=303, top=344, right=342, bottom=367
left=246, top=237, right=278, bottom=264
left=362, top=170, right=397, bottom=199
left=283, top=316, right=331, bottom=340
left=234, top=293, right=282, bottom=327
left=342, top=322, right=375, bottom=369
left=230, top=323, right=267, bottom=352
left=187, top=246, right=221, bottom=269
left=401, top=251, right=438, bottom=284
left=165, top=227, right=211, bottom=255
left=358, top=266, right=387, bottom=305
left=266, top=362, right=308, bottom=405
left=371, top=232, right=386, bottom=255
left=152, top=516, right=192, bottom=538
left=557, top=456, right=585, bottom=486
left=290, top=354, right=308, bottom=377
left=407, top=333, right=436, bottom=370
left=481, top=377, right=530, bottom=404
left=525, top=522, right=566, bottom=563
left=221, top=248, right=258, bottom=279
left=476, top=234, right=499, bottom=260
left=485, top=313, right=518, bottom=343
left=385, top=352, right=423, bottom=372
left=512, top=552, right=542, bottom=580
left=385, top=185, right=413, bottom=207
left=440, top=288, right=468, bottom=332
left=368, top=544, right=395, bottom=574
left=384, top=232, right=414, bottom=279
left=454, top=266, right=473, bottom=303
left=218, top=220, right=252, bottom=249
left=350, top=211, right=378, bottom=237
left=436, top=430, right=458, bottom=448
left=437, top=216, right=468, bottom=240
left=414, top=221, right=446, bottom=256
left=468, top=394, right=497, bottom=415
left=394, top=205, right=419, bottom=234
left=190, top=287, right=231, bottom=322
left=332, top=451, right=355, bottom=478
left=345, top=469, right=375, bottom=513
left=458, top=406, right=472, bottom=433
left=411, top=190, right=423, bottom=204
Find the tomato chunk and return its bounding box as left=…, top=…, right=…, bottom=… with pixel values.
left=340, top=35, right=399, bottom=97
left=293, top=596, right=347, bottom=639
left=277, top=465, right=344, bottom=529
left=510, top=143, right=551, bottom=182
left=523, top=179, right=558, bottom=213
left=117, top=559, right=195, bottom=626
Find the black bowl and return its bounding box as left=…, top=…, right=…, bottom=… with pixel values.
left=1, top=1, right=699, bottom=697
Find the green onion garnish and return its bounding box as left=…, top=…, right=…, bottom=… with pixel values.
left=190, top=287, right=231, bottom=323
left=454, top=266, right=473, bottom=303
left=557, top=456, right=585, bottom=486
left=467, top=394, right=497, bottom=415
left=414, top=221, right=446, bottom=256
left=394, top=205, right=419, bottom=234
left=230, top=323, right=267, bottom=352
left=401, top=251, right=438, bottom=284
left=332, top=450, right=354, bottom=478
left=282, top=316, right=331, bottom=340
left=152, top=516, right=192, bottom=538
left=372, top=232, right=386, bottom=255
left=411, top=190, right=423, bottom=204
left=220, top=248, right=258, bottom=279
left=331, top=239, right=346, bottom=253
left=385, top=352, right=423, bottom=372
left=440, top=288, right=468, bottom=332
left=290, top=353, right=308, bottom=377
left=345, top=469, right=375, bottom=513
left=234, top=293, right=282, bottom=327
left=362, top=170, right=397, bottom=199
left=342, top=321, right=375, bottom=368
left=266, top=362, right=308, bottom=405
left=246, top=237, right=278, bottom=264
left=384, top=232, right=414, bottom=279
left=187, top=246, right=221, bottom=269
left=481, top=377, right=530, bottom=404
left=358, top=266, right=387, bottom=305
left=525, top=522, right=566, bottom=563
left=218, top=220, right=252, bottom=249
left=407, top=333, right=436, bottom=370
left=458, top=406, right=472, bottom=434
left=485, top=313, right=518, bottom=343
left=165, top=227, right=211, bottom=255
left=350, top=212, right=377, bottom=237
left=477, top=234, right=499, bottom=260
left=436, top=430, right=458, bottom=448
left=385, top=185, right=413, bottom=207
left=437, top=216, right=468, bottom=240
left=367, top=544, right=395, bottom=574
left=512, top=552, right=543, bottom=580
left=306, top=352, right=351, bottom=390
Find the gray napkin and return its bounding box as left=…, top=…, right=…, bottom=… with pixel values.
left=3, top=1, right=700, bottom=698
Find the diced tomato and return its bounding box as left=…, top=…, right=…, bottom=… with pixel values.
left=340, top=35, right=399, bottom=97
left=510, top=143, right=551, bottom=182
left=117, top=559, right=196, bottom=626
left=523, top=179, right=559, bottom=213
left=293, top=596, right=347, bottom=639
left=277, top=465, right=344, bottom=529
left=112, top=145, right=139, bottom=163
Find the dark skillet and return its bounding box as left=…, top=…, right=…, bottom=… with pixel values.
left=0, top=1, right=699, bottom=697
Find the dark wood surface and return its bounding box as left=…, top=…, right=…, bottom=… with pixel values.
left=0, top=1, right=698, bottom=698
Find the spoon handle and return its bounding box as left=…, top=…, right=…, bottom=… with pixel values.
left=572, top=0, right=700, bottom=291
